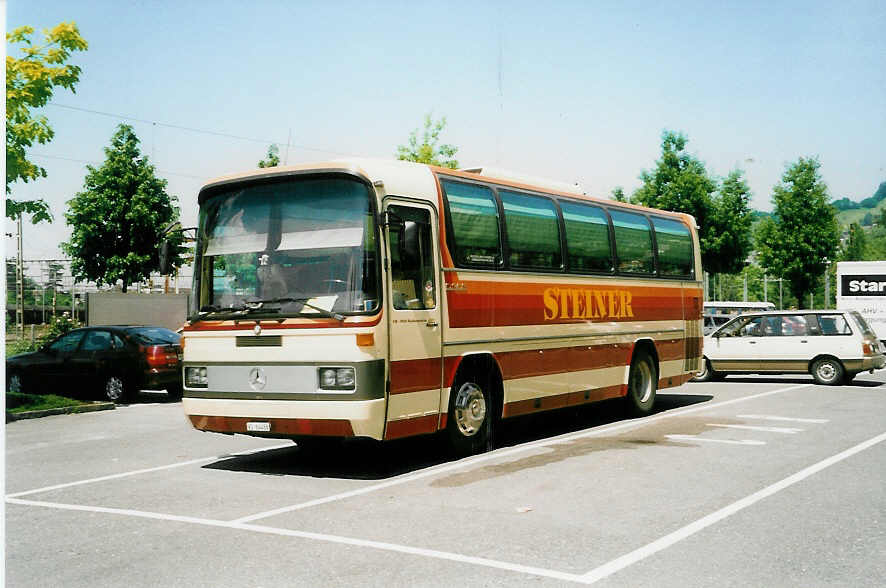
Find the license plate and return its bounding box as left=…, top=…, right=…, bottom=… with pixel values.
left=246, top=421, right=271, bottom=432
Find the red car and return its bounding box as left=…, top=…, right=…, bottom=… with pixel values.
left=6, top=325, right=183, bottom=403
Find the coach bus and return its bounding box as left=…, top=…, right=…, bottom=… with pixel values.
left=173, top=159, right=703, bottom=454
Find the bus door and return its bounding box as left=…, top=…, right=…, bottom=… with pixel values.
left=383, top=200, right=443, bottom=439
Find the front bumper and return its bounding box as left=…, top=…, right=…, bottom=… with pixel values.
left=183, top=397, right=387, bottom=440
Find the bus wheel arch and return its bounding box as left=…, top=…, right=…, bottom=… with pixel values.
left=625, top=339, right=658, bottom=416
left=445, top=353, right=503, bottom=455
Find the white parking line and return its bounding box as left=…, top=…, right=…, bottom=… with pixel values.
left=10, top=429, right=886, bottom=585
left=579, top=430, right=886, bottom=585
left=5, top=497, right=585, bottom=584
left=707, top=424, right=804, bottom=434
left=234, top=384, right=813, bottom=523
left=5, top=443, right=293, bottom=499
left=738, top=414, right=829, bottom=424
left=665, top=435, right=766, bottom=446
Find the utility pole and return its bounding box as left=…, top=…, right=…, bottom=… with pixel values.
left=763, top=274, right=768, bottom=304
left=16, top=214, right=24, bottom=336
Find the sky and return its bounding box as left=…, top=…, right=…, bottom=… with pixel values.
left=5, top=0, right=886, bottom=261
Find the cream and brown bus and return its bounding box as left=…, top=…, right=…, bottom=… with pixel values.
left=177, top=158, right=703, bottom=454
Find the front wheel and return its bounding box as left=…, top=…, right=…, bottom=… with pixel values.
left=625, top=351, right=657, bottom=416
left=7, top=371, right=25, bottom=394
left=811, top=357, right=844, bottom=386
left=103, top=375, right=131, bottom=403
left=446, top=375, right=492, bottom=456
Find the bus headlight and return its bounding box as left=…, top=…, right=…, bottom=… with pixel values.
left=185, top=366, right=208, bottom=388
left=318, top=367, right=356, bottom=390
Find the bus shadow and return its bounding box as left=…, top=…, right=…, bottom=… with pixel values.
left=202, top=393, right=714, bottom=480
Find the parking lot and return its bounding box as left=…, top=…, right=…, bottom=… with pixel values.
left=6, top=376, right=886, bottom=587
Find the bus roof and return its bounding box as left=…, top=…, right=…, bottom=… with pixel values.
left=196, top=158, right=697, bottom=225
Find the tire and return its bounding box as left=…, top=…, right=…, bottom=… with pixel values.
left=167, top=384, right=183, bottom=401
left=446, top=373, right=492, bottom=456
left=625, top=350, right=657, bottom=416
left=7, top=371, right=25, bottom=395
left=103, top=374, right=131, bottom=403
left=692, top=358, right=716, bottom=382
left=810, top=357, right=844, bottom=386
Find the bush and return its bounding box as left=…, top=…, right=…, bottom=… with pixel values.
left=40, top=312, right=81, bottom=346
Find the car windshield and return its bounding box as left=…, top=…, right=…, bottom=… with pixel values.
left=127, top=327, right=181, bottom=345
left=192, top=176, right=380, bottom=319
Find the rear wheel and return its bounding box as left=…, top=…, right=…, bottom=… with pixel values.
left=103, top=374, right=131, bottom=403
left=166, top=384, right=183, bottom=401
left=446, top=373, right=492, bottom=456
left=810, top=357, right=844, bottom=386
left=692, top=358, right=716, bottom=382
left=625, top=350, right=657, bottom=416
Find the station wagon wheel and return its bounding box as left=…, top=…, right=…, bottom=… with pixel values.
left=810, top=357, right=844, bottom=386
left=626, top=350, right=656, bottom=416
left=692, top=358, right=715, bottom=382
left=103, top=375, right=130, bottom=403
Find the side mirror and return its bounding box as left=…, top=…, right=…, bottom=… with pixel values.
left=159, top=240, right=171, bottom=274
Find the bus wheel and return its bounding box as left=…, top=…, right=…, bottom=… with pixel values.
left=447, top=374, right=491, bottom=456
left=626, top=351, right=656, bottom=416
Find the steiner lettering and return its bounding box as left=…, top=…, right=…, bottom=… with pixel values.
left=542, top=287, right=634, bottom=320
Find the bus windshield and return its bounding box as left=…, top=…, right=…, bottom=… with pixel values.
left=192, top=176, right=379, bottom=319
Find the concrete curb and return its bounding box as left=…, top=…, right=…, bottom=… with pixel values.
left=7, top=402, right=116, bottom=422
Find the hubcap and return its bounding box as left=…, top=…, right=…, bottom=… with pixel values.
left=453, top=382, right=486, bottom=437
left=818, top=362, right=836, bottom=380
left=106, top=377, right=124, bottom=401
left=631, top=360, right=653, bottom=403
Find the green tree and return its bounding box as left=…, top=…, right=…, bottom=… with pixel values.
left=258, top=144, right=280, bottom=168
left=633, top=131, right=752, bottom=274
left=6, top=22, right=88, bottom=223
left=396, top=114, right=459, bottom=168
left=62, top=124, right=183, bottom=292
left=840, top=222, right=867, bottom=261
left=862, top=212, right=873, bottom=226
left=754, top=157, right=840, bottom=306
left=703, top=170, right=754, bottom=274
left=611, top=186, right=626, bottom=202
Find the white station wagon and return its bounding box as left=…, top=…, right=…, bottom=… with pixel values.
left=694, top=310, right=886, bottom=385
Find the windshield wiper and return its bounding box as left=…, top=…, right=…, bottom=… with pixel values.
left=246, top=297, right=345, bottom=322
left=189, top=303, right=280, bottom=323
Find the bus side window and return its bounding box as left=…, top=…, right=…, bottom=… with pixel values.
left=561, top=201, right=613, bottom=273
left=610, top=209, right=654, bottom=274
left=389, top=205, right=435, bottom=310
left=651, top=217, right=693, bottom=277
left=441, top=180, right=501, bottom=268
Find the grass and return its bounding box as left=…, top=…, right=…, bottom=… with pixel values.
left=6, top=392, right=88, bottom=414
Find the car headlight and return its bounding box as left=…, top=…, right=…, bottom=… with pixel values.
left=185, top=366, right=208, bottom=388
left=318, top=367, right=355, bottom=390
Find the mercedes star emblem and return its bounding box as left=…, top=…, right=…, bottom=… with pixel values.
left=248, top=367, right=267, bottom=391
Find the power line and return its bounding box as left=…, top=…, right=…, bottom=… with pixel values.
left=48, top=102, right=352, bottom=157
left=29, top=152, right=207, bottom=180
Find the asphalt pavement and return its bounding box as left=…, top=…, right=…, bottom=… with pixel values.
left=5, top=376, right=886, bottom=587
